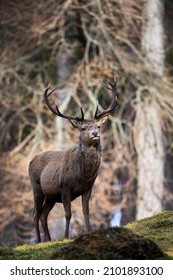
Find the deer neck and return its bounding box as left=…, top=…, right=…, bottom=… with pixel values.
left=79, top=136, right=102, bottom=153
left=77, top=140, right=101, bottom=179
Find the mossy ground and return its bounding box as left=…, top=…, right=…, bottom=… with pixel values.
left=126, top=210, right=173, bottom=258
left=0, top=211, right=173, bottom=260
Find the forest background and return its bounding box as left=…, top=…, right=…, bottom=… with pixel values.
left=0, top=0, right=173, bottom=246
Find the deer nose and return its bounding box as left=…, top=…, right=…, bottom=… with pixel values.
left=92, top=130, right=99, bottom=138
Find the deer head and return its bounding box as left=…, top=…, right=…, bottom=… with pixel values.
left=44, top=78, right=118, bottom=146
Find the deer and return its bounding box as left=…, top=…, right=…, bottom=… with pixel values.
left=29, top=78, right=118, bottom=243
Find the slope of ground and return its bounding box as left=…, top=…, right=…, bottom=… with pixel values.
left=0, top=211, right=173, bottom=260
left=126, top=210, right=173, bottom=258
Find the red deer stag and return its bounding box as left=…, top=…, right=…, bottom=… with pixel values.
left=29, top=78, right=118, bottom=243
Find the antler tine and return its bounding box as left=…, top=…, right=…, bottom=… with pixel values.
left=79, top=106, right=85, bottom=121
left=44, top=86, right=85, bottom=121
left=99, top=80, right=112, bottom=91
left=44, top=86, right=60, bottom=116
left=94, top=77, right=118, bottom=119
left=94, top=100, right=99, bottom=118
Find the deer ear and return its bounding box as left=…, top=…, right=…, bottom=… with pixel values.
left=97, top=114, right=109, bottom=125
left=69, top=119, right=81, bottom=129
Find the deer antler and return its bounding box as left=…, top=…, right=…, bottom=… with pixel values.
left=44, top=85, right=84, bottom=121
left=94, top=77, right=118, bottom=119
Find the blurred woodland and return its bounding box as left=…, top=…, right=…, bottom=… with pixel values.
left=0, top=0, right=173, bottom=246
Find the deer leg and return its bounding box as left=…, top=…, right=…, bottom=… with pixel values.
left=62, top=191, right=71, bottom=238
left=34, top=211, right=41, bottom=243
left=64, top=204, right=71, bottom=238
left=40, top=198, right=56, bottom=242
left=82, top=188, right=92, bottom=233
left=33, top=192, right=45, bottom=243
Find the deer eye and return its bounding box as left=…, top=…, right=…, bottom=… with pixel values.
left=97, top=125, right=101, bottom=129
left=81, top=127, right=86, bottom=131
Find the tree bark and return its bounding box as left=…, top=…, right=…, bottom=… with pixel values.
left=134, top=100, right=164, bottom=219
left=135, top=0, right=165, bottom=219
left=142, top=0, right=164, bottom=75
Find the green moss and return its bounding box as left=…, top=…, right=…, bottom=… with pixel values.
left=1, top=211, right=173, bottom=260
left=126, top=211, right=173, bottom=258
left=0, top=228, right=165, bottom=260
left=0, top=239, right=72, bottom=260
left=56, top=227, right=164, bottom=260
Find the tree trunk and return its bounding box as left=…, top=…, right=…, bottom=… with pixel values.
left=135, top=0, right=165, bottom=219
left=134, top=100, right=164, bottom=219
left=142, top=0, right=164, bottom=75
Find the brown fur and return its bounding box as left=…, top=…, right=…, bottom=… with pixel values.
left=29, top=117, right=108, bottom=242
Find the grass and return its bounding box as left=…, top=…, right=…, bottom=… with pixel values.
left=0, top=211, right=173, bottom=260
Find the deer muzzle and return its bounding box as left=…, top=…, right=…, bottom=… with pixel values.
left=90, top=129, right=100, bottom=140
